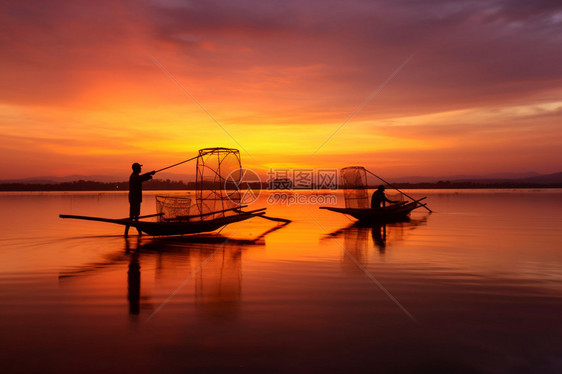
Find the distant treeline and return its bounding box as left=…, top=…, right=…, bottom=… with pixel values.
left=0, top=179, right=560, bottom=191
left=393, top=180, right=562, bottom=189
left=0, top=179, right=189, bottom=191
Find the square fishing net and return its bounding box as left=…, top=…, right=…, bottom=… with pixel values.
left=155, top=195, right=192, bottom=222
left=340, top=166, right=369, bottom=209
left=195, top=148, right=242, bottom=220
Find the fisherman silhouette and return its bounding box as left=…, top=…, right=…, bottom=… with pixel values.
left=371, top=224, right=387, bottom=253
left=124, top=162, right=155, bottom=237
left=371, top=185, right=398, bottom=209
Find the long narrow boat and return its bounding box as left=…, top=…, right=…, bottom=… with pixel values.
left=319, top=166, right=430, bottom=222
left=60, top=208, right=267, bottom=236
left=320, top=200, right=423, bottom=222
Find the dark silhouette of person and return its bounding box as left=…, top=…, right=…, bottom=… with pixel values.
left=124, top=162, right=155, bottom=237
left=371, top=224, right=387, bottom=253
left=127, top=251, right=141, bottom=316
left=371, top=185, right=398, bottom=209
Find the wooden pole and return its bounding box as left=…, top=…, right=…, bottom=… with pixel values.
left=173, top=205, right=250, bottom=220
left=256, top=214, right=292, bottom=223
left=364, top=169, right=432, bottom=213
left=122, top=213, right=163, bottom=220
left=154, top=155, right=200, bottom=173
left=154, top=149, right=219, bottom=173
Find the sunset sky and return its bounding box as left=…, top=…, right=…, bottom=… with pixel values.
left=1, top=0, right=561, bottom=180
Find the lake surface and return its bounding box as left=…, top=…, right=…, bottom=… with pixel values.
left=1, top=190, right=561, bottom=373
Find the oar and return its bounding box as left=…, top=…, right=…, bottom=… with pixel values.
left=365, top=169, right=432, bottom=213
left=255, top=214, right=292, bottom=223
left=234, top=206, right=291, bottom=223
left=59, top=214, right=130, bottom=225
left=236, top=207, right=267, bottom=215
left=403, top=197, right=430, bottom=210
left=235, top=207, right=291, bottom=223
left=408, top=196, right=427, bottom=205
left=407, top=197, right=430, bottom=210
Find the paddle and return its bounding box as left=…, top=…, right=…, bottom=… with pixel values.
left=59, top=214, right=131, bottom=224
left=233, top=208, right=291, bottom=223
left=235, top=207, right=267, bottom=215
left=408, top=196, right=427, bottom=205
left=234, top=207, right=291, bottom=223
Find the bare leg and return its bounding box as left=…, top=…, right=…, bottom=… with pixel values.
left=126, top=203, right=142, bottom=237
left=135, top=216, right=142, bottom=236
left=136, top=202, right=142, bottom=235
left=124, top=218, right=131, bottom=238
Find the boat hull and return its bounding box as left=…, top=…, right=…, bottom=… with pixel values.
left=59, top=212, right=262, bottom=236
left=320, top=202, right=419, bottom=222
left=132, top=213, right=257, bottom=236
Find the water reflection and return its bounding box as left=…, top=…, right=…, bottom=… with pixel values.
left=130, top=236, right=260, bottom=320
left=193, top=244, right=242, bottom=319
left=127, top=249, right=141, bottom=316
left=4, top=191, right=562, bottom=373
left=59, top=222, right=289, bottom=319
left=133, top=236, right=249, bottom=319
left=371, top=224, right=388, bottom=252
left=324, top=217, right=428, bottom=270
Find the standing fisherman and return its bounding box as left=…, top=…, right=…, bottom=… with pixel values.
left=125, top=162, right=155, bottom=237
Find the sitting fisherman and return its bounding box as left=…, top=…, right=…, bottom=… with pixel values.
left=371, top=185, right=399, bottom=209
left=125, top=162, right=155, bottom=237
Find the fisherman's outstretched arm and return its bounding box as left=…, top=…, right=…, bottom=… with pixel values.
left=140, top=171, right=156, bottom=181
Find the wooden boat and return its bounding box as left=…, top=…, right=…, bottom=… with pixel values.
left=320, top=200, right=424, bottom=222
left=60, top=207, right=270, bottom=236
left=59, top=148, right=296, bottom=237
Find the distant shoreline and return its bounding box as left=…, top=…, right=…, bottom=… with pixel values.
left=0, top=179, right=560, bottom=191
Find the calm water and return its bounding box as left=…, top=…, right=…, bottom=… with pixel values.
left=1, top=190, right=561, bottom=373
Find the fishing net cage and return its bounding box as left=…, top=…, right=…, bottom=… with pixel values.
left=155, top=195, right=192, bottom=222
left=341, top=167, right=370, bottom=209
left=195, top=148, right=242, bottom=220
left=340, top=166, right=404, bottom=209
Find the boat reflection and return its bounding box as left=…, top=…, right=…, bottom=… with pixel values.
left=59, top=222, right=289, bottom=320
left=128, top=237, right=248, bottom=320
left=193, top=243, right=242, bottom=319
left=323, top=217, right=427, bottom=270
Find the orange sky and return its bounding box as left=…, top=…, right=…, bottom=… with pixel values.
left=0, top=0, right=561, bottom=180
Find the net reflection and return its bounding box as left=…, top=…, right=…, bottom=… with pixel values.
left=130, top=235, right=271, bottom=320
left=193, top=245, right=242, bottom=319
left=323, top=217, right=428, bottom=270
left=59, top=222, right=289, bottom=321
